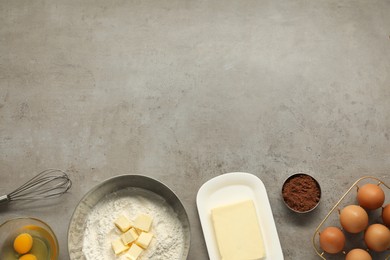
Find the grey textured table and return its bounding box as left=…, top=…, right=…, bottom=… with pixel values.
left=1, top=0, right=389, bottom=259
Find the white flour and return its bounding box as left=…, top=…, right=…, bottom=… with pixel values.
left=82, top=188, right=185, bottom=260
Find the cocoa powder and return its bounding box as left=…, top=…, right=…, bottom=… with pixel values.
left=282, top=174, right=321, bottom=212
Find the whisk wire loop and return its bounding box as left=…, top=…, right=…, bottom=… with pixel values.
left=4, top=169, right=72, bottom=202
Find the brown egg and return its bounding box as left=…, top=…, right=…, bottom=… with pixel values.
left=340, top=205, right=368, bottom=233
left=364, top=223, right=390, bottom=252
left=357, top=183, right=385, bottom=210
left=382, top=204, right=390, bottom=227
left=319, top=226, right=345, bottom=254
left=345, top=248, right=372, bottom=260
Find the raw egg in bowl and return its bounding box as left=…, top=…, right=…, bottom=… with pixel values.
left=0, top=217, right=59, bottom=260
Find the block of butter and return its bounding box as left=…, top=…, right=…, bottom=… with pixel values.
left=134, top=214, right=153, bottom=232
left=114, top=215, right=133, bottom=233
left=121, top=228, right=139, bottom=245
left=125, top=243, right=143, bottom=260
left=136, top=231, right=153, bottom=249
left=112, top=238, right=130, bottom=255
left=211, top=200, right=266, bottom=260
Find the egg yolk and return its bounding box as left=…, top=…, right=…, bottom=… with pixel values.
left=19, top=254, right=37, bottom=260
left=13, top=233, right=33, bottom=254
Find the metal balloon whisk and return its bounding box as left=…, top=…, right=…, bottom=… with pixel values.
left=0, top=169, right=72, bottom=204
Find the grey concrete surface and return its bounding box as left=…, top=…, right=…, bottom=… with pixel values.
left=1, top=0, right=390, bottom=259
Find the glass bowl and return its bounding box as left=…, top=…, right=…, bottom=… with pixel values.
left=0, top=217, right=59, bottom=260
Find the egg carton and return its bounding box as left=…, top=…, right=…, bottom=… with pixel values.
left=312, top=176, right=390, bottom=260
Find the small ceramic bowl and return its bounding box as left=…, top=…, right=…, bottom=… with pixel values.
left=0, top=217, right=59, bottom=259
left=282, top=173, right=321, bottom=213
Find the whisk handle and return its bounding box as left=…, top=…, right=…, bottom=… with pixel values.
left=0, top=195, right=9, bottom=204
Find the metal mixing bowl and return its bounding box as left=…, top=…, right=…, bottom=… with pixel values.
left=67, top=175, right=190, bottom=260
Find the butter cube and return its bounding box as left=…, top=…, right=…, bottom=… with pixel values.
left=121, top=228, right=139, bottom=245
left=136, top=232, right=153, bottom=249
left=114, top=215, right=133, bottom=232
left=211, top=200, right=266, bottom=260
left=124, top=243, right=143, bottom=260
left=111, top=238, right=130, bottom=255
left=134, top=214, right=153, bottom=232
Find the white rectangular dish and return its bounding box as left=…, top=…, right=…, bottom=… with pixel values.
left=196, top=172, right=284, bottom=260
